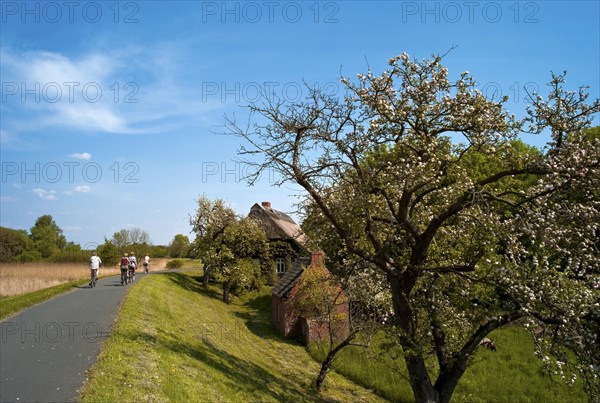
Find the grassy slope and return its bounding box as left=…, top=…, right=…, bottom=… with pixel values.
left=80, top=271, right=384, bottom=402
left=308, top=327, right=587, bottom=403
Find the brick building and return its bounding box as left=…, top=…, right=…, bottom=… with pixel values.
left=271, top=251, right=350, bottom=344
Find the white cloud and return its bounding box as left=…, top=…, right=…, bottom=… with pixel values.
left=69, top=152, right=92, bottom=160
left=1, top=46, right=220, bottom=138
left=74, top=185, right=92, bottom=193
left=33, top=188, right=57, bottom=200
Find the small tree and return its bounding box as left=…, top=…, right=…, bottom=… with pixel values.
left=110, top=228, right=152, bottom=257
left=189, top=195, right=237, bottom=286
left=291, top=255, right=389, bottom=392
left=217, top=218, right=269, bottom=302
left=169, top=234, right=190, bottom=258
left=190, top=196, right=269, bottom=302
left=30, top=215, right=66, bottom=258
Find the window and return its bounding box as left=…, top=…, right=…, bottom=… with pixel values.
left=276, top=258, right=286, bottom=274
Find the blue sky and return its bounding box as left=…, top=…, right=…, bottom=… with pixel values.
left=1, top=0, right=599, bottom=247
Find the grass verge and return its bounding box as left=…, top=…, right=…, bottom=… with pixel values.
left=80, top=270, right=384, bottom=402
left=0, top=279, right=86, bottom=320
left=308, top=327, right=587, bottom=402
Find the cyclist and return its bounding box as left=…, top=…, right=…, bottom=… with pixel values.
left=120, top=253, right=130, bottom=285
left=143, top=254, right=150, bottom=273
left=128, top=251, right=137, bottom=282
left=89, top=251, right=102, bottom=287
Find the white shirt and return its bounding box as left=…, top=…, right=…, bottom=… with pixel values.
left=129, top=255, right=137, bottom=267
left=144, top=255, right=150, bottom=264
left=90, top=255, right=102, bottom=270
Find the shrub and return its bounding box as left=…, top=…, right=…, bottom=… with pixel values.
left=166, top=259, right=184, bottom=269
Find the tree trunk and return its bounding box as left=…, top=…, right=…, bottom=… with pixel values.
left=389, top=274, right=440, bottom=402
left=315, top=352, right=333, bottom=392
left=222, top=282, right=230, bottom=303
left=405, top=354, right=440, bottom=402
left=203, top=264, right=211, bottom=286
left=315, top=332, right=356, bottom=392
left=435, top=364, right=468, bottom=403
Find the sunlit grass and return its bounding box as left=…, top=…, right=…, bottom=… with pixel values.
left=80, top=270, right=383, bottom=402
left=308, top=327, right=588, bottom=402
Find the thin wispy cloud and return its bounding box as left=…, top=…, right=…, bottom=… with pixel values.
left=1, top=47, right=221, bottom=139
left=33, top=188, right=57, bottom=200
left=74, top=185, right=92, bottom=193
left=69, top=152, right=92, bottom=160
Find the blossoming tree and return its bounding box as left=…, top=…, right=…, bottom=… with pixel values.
left=228, top=54, right=599, bottom=402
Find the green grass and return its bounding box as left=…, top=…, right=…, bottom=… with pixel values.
left=179, top=258, right=201, bottom=269
left=164, top=258, right=200, bottom=269
left=80, top=270, right=384, bottom=402
left=308, top=327, right=588, bottom=403
left=0, top=279, right=86, bottom=320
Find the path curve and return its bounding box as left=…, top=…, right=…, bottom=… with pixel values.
left=0, top=272, right=150, bottom=402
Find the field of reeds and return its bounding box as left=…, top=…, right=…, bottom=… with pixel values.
left=0, top=259, right=170, bottom=297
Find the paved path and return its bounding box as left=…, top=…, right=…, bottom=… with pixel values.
left=0, top=272, right=149, bottom=402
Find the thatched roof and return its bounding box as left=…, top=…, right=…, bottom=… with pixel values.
left=248, top=202, right=307, bottom=248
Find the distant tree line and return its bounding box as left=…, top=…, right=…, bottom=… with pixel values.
left=0, top=214, right=186, bottom=265
left=0, top=215, right=84, bottom=263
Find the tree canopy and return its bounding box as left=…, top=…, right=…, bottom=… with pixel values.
left=189, top=195, right=269, bottom=302
left=229, top=53, right=600, bottom=402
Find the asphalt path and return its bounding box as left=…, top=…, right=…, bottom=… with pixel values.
left=0, top=271, right=149, bottom=402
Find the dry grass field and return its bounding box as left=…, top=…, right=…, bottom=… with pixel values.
left=0, top=259, right=170, bottom=297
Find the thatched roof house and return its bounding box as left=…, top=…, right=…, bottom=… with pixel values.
left=248, top=202, right=308, bottom=276
left=247, top=202, right=307, bottom=248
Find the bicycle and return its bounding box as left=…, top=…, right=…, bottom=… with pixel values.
left=143, top=262, right=149, bottom=274
left=89, top=269, right=98, bottom=288
left=128, top=266, right=136, bottom=283
left=121, top=267, right=129, bottom=285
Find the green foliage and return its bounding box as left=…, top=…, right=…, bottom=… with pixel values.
left=47, top=242, right=88, bottom=263
left=190, top=195, right=271, bottom=301
left=150, top=245, right=168, bottom=258
left=0, top=227, right=33, bottom=262
left=109, top=228, right=152, bottom=256
left=169, top=234, right=190, bottom=258
left=218, top=258, right=262, bottom=297
left=14, top=249, right=43, bottom=263
left=166, top=259, right=184, bottom=269
left=217, top=219, right=269, bottom=302
left=97, top=239, right=119, bottom=265
left=30, top=215, right=67, bottom=258
left=290, top=262, right=346, bottom=321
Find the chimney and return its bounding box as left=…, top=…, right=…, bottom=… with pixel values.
left=310, top=250, right=325, bottom=267
left=262, top=201, right=271, bottom=209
